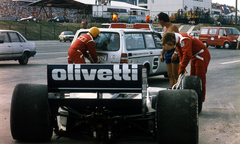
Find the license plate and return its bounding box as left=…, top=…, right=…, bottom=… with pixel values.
left=98, top=55, right=107, bottom=61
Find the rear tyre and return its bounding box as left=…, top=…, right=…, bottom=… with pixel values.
left=182, top=76, right=203, bottom=113
left=156, top=90, right=198, bottom=144
left=10, top=84, right=52, bottom=142
left=18, top=53, right=29, bottom=65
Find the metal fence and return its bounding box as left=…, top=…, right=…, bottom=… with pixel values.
left=6, top=24, right=81, bottom=40
left=2, top=22, right=101, bottom=40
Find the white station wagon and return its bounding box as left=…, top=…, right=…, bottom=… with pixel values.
left=0, top=30, right=36, bottom=65
left=72, top=23, right=167, bottom=77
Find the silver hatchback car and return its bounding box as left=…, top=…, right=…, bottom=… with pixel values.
left=0, top=30, right=36, bottom=65
left=59, top=31, right=74, bottom=42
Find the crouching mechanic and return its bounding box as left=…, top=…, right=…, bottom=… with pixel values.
left=162, top=32, right=211, bottom=102
left=68, top=27, right=100, bottom=64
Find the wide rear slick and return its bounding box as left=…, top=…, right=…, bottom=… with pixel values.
left=156, top=90, right=198, bottom=144
left=182, top=75, right=203, bottom=113
left=10, top=84, right=52, bottom=142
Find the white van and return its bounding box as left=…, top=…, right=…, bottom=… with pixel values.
left=72, top=23, right=167, bottom=77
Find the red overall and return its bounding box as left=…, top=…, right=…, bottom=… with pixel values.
left=176, top=33, right=211, bottom=101
left=68, top=33, right=98, bottom=64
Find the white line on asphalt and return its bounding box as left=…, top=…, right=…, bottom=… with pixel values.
left=220, top=60, right=240, bottom=65
left=218, top=101, right=223, bottom=109
left=229, top=102, right=237, bottom=113
left=37, top=52, right=67, bottom=55
left=55, top=57, right=67, bottom=59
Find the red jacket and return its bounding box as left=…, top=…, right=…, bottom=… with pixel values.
left=68, top=33, right=98, bottom=63
left=176, top=33, right=208, bottom=73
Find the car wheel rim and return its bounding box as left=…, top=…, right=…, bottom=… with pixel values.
left=225, top=43, right=230, bottom=49
left=24, top=56, right=27, bottom=62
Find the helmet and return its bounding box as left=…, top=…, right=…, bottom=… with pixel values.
left=89, top=27, right=100, bottom=38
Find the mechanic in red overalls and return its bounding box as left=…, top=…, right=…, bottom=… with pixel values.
left=162, top=32, right=211, bottom=102
left=68, top=27, right=100, bottom=64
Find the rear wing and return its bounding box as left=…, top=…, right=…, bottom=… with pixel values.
left=47, top=64, right=144, bottom=93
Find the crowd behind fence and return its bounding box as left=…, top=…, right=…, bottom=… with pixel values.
left=164, top=10, right=240, bottom=25
left=0, top=1, right=92, bottom=23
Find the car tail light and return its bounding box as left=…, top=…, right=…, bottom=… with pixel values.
left=120, top=53, right=128, bottom=63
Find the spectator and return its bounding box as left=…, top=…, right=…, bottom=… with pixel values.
left=81, top=19, right=88, bottom=29
left=157, top=12, right=179, bottom=88
left=236, top=36, right=240, bottom=50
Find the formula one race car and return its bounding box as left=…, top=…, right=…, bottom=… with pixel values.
left=10, top=64, right=201, bottom=143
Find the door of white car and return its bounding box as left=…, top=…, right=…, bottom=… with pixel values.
left=124, top=32, right=166, bottom=76
left=8, top=32, right=24, bottom=59
left=0, top=32, right=12, bottom=60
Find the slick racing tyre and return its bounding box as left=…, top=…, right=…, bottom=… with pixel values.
left=10, top=84, right=52, bottom=142
left=155, top=90, right=198, bottom=144
left=182, top=75, right=203, bottom=113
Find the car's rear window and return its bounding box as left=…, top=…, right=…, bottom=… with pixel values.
left=95, top=32, right=120, bottom=51
left=78, top=32, right=120, bottom=51
left=77, top=31, right=161, bottom=51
